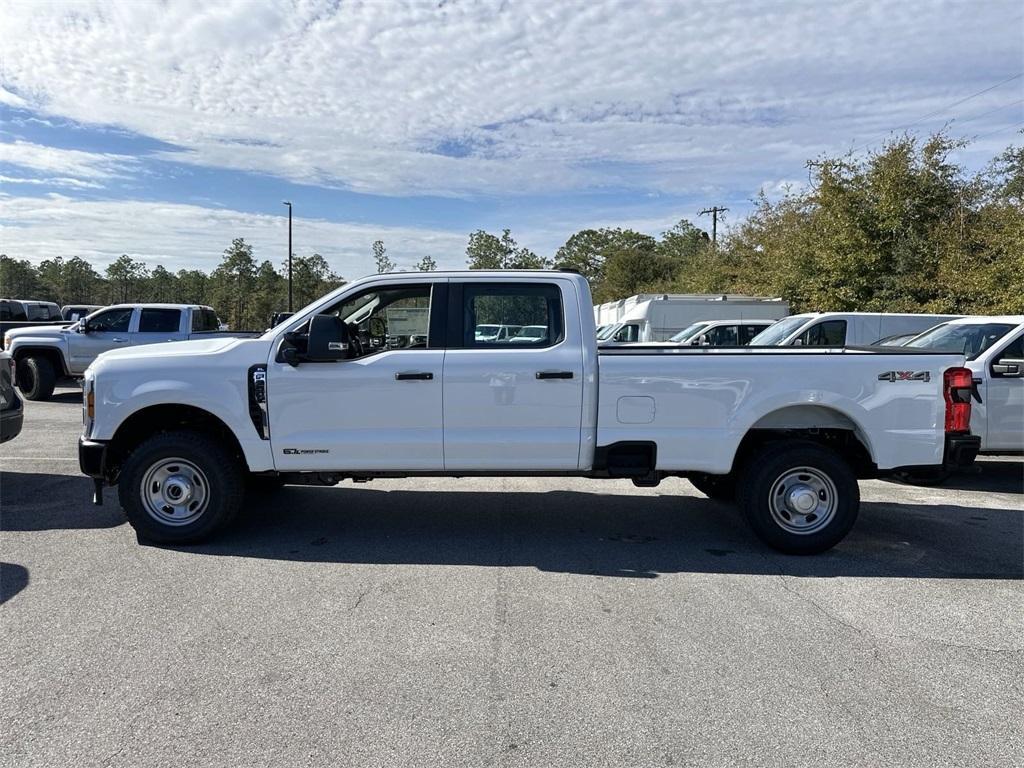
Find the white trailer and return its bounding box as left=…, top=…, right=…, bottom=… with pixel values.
left=595, top=294, right=789, bottom=344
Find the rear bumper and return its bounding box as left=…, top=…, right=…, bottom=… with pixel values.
left=0, top=396, right=23, bottom=443
left=944, top=433, right=981, bottom=469
left=78, top=437, right=108, bottom=479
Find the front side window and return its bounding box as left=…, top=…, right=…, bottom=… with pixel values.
left=797, top=319, right=846, bottom=346
left=312, top=284, right=434, bottom=357
left=740, top=324, right=769, bottom=344
left=612, top=323, right=639, bottom=343
left=138, top=308, right=182, bottom=333
left=706, top=325, right=739, bottom=346
left=462, top=283, right=563, bottom=348
left=88, top=308, right=133, bottom=333
left=670, top=322, right=711, bottom=343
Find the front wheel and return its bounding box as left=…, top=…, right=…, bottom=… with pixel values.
left=118, top=430, right=244, bottom=544
left=18, top=355, right=56, bottom=401
left=737, top=443, right=859, bottom=555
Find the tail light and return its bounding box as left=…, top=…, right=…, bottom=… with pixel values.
left=943, top=367, right=973, bottom=433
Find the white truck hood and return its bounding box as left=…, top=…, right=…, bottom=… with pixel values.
left=96, top=336, right=245, bottom=363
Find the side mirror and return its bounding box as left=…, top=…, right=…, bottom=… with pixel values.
left=696, top=334, right=709, bottom=346
left=992, top=357, right=1023, bottom=377
left=305, top=314, right=350, bottom=362
left=78, top=321, right=90, bottom=334
left=792, top=338, right=804, bottom=346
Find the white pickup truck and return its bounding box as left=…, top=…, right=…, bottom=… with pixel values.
left=5, top=303, right=256, bottom=401
left=78, top=271, right=980, bottom=554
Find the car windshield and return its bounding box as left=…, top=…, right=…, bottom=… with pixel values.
left=670, top=322, right=711, bottom=343
left=904, top=322, right=1016, bottom=360
left=475, top=325, right=501, bottom=337
left=749, top=316, right=808, bottom=345
left=595, top=323, right=619, bottom=340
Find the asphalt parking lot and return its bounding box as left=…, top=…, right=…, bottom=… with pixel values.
left=2, top=384, right=1022, bottom=767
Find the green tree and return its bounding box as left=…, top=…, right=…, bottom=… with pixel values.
left=105, top=255, right=149, bottom=303
left=290, top=253, right=344, bottom=309
left=144, top=265, right=179, bottom=303
left=36, top=256, right=102, bottom=305
left=175, top=269, right=209, bottom=305
left=372, top=240, right=395, bottom=273
left=414, top=254, right=437, bottom=272
left=466, top=229, right=548, bottom=269
left=0, top=256, right=46, bottom=299
left=209, top=238, right=257, bottom=329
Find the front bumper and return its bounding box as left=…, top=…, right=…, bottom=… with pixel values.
left=944, top=433, right=981, bottom=469
left=78, top=437, right=108, bottom=479
left=0, top=395, right=24, bottom=443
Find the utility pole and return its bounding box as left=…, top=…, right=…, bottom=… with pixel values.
left=282, top=201, right=293, bottom=311
left=698, top=206, right=728, bottom=247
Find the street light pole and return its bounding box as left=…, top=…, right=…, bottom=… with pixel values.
left=282, top=201, right=293, bottom=311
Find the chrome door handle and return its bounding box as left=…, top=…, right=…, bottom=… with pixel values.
left=395, top=371, right=433, bottom=381
left=112, top=337, right=128, bottom=343
left=536, top=370, right=573, bottom=379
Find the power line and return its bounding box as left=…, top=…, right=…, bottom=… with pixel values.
left=950, top=98, right=1024, bottom=127
left=852, top=73, right=1022, bottom=153
left=973, top=120, right=1024, bottom=142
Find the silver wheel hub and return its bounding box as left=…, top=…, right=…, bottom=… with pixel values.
left=141, top=458, right=209, bottom=526
left=768, top=467, right=838, bottom=535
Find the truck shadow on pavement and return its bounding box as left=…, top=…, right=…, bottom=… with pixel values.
left=885, top=459, right=1023, bottom=494
left=0, top=562, right=29, bottom=605
left=0, top=471, right=125, bottom=531
left=178, top=486, right=1023, bottom=580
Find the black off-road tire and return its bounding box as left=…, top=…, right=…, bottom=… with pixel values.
left=688, top=473, right=736, bottom=501
left=118, top=430, right=244, bottom=544
left=737, top=442, right=860, bottom=555
left=18, top=355, right=56, bottom=401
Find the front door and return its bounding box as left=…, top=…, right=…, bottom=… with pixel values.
left=68, top=306, right=135, bottom=374
left=443, top=280, right=585, bottom=470
left=985, top=332, right=1024, bottom=451
left=267, top=282, right=445, bottom=472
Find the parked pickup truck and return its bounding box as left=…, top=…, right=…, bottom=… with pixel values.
left=6, top=303, right=258, bottom=401
left=0, top=298, right=68, bottom=347
left=903, top=316, right=1024, bottom=453
left=78, top=271, right=980, bottom=554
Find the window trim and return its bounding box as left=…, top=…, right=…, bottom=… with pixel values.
left=449, top=281, right=565, bottom=350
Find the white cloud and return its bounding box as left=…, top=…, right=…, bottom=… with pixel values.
left=0, top=194, right=467, bottom=277
left=0, top=140, right=136, bottom=184
left=0, top=1, right=1020, bottom=199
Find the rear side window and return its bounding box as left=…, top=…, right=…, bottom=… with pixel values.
left=192, top=308, right=221, bottom=332
left=797, top=320, right=846, bottom=346
left=88, top=308, right=133, bottom=333
left=996, top=334, right=1023, bottom=362
left=138, top=308, right=182, bottom=333
left=460, top=283, right=563, bottom=348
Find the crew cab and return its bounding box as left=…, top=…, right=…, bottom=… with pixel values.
left=6, top=304, right=256, bottom=401
left=78, top=271, right=979, bottom=554
left=903, top=316, right=1024, bottom=453
left=0, top=298, right=67, bottom=346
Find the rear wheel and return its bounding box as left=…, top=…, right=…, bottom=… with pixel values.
left=18, top=355, right=56, bottom=401
left=688, top=473, right=736, bottom=501
left=118, top=430, right=244, bottom=544
left=737, top=443, right=859, bottom=554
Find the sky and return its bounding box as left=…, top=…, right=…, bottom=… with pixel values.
left=1, top=0, right=1022, bottom=279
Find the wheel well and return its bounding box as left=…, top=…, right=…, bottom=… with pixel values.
left=106, top=404, right=245, bottom=480
left=13, top=347, right=67, bottom=377
left=733, top=428, right=876, bottom=479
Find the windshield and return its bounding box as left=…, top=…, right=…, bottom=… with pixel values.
left=749, top=316, right=808, bottom=345
left=475, top=324, right=501, bottom=337
left=670, top=322, right=711, bottom=343
left=905, top=322, right=1016, bottom=360
left=596, top=322, right=620, bottom=340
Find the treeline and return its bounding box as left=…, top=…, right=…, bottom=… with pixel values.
left=2, top=133, right=1020, bottom=322
left=532, top=133, right=1021, bottom=312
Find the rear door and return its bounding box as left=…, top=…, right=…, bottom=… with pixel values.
left=442, top=279, right=585, bottom=470
left=130, top=308, right=185, bottom=346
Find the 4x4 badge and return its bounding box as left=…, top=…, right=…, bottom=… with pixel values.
left=878, top=371, right=930, bottom=382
